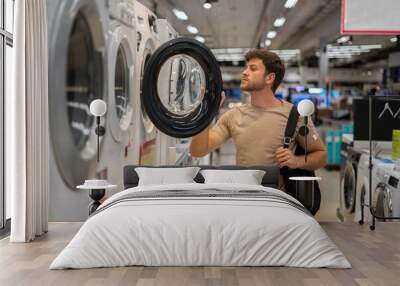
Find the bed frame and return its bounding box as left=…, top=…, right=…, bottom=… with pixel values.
left=123, top=165, right=280, bottom=189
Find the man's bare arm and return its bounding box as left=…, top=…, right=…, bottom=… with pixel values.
left=189, top=127, right=226, bottom=157
left=275, top=134, right=327, bottom=171
left=296, top=135, right=327, bottom=171
left=190, top=91, right=227, bottom=157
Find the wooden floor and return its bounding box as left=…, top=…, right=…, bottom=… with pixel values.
left=1, top=222, right=400, bottom=286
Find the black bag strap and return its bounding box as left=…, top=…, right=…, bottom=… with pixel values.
left=283, top=105, right=299, bottom=148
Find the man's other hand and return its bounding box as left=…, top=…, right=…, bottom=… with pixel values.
left=275, top=147, right=303, bottom=169
left=220, top=91, right=225, bottom=109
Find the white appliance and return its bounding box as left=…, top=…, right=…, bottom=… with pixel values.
left=338, top=138, right=363, bottom=220
left=354, top=152, right=394, bottom=223
left=96, top=0, right=137, bottom=191
left=154, top=18, right=179, bottom=165
left=133, top=1, right=161, bottom=165
left=373, top=164, right=400, bottom=220
left=47, top=0, right=109, bottom=221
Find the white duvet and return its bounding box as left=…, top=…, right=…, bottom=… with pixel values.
left=50, top=183, right=351, bottom=269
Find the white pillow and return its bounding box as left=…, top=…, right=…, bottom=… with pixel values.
left=135, top=167, right=200, bottom=186
left=200, top=169, right=266, bottom=185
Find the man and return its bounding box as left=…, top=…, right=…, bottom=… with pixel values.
left=189, top=48, right=327, bottom=189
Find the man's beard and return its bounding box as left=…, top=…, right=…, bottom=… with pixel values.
left=240, top=80, right=266, bottom=92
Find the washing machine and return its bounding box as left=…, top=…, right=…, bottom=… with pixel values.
left=134, top=2, right=161, bottom=165
left=382, top=167, right=400, bottom=220
left=154, top=18, right=179, bottom=165
left=354, top=152, right=394, bottom=223
left=372, top=163, right=399, bottom=220
left=338, top=142, right=363, bottom=220
left=96, top=0, right=137, bottom=190
left=47, top=0, right=109, bottom=221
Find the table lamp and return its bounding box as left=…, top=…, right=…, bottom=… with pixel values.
left=297, top=99, right=315, bottom=162
left=89, top=99, right=107, bottom=162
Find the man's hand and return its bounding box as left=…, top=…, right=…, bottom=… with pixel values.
left=275, top=147, right=303, bottom=169
left=219, top=91, right=225, bottom=109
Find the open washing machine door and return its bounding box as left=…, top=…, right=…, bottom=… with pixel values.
left=141, top=38, right=222, bottom=138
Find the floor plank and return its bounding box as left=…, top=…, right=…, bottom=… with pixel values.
left=1, top=222, right=400, bottom=286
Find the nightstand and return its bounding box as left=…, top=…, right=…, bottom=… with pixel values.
left=77, top=183, right=117, bottom=215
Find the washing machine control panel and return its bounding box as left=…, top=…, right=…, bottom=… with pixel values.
left=108, top=0, right=135, bottom=28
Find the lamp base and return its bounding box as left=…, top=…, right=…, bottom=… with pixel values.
left=88, top=189, right=105, bottom=215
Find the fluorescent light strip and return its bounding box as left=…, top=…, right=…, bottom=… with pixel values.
left=267, top=31, right=277, bottom=39
left=274, top=17, right=286, bottom=27
left=195, top=36, right=205, bottom=43
left=337, top=36, right=351, bottom=44
left=187, top=25, right=199, bottom=34
left=211, top=48, right=250, bottom=54
left=271, top=49, right=300, bottom=55
left=284, top=0, right=298, bottom=9
left=172, top=8, right=188, bottom=21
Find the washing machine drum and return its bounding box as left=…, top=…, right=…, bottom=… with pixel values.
left=342, top=162, right=357, bottom=213
left=142, top=38, right=222, bottom=138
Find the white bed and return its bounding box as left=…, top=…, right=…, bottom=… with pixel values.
left=50, top=183, right=351, bottom=269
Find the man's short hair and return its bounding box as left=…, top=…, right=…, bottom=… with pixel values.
left=244, top=48, right=285, bottom=92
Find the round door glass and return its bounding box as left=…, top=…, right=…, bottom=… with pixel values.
left=115, top=45, right=130, bottom=125
left=66, top=13, right=99, bottom=151
left=141, top=37, right=222, bottom=138
left=157, top=55, right=205, bottom=116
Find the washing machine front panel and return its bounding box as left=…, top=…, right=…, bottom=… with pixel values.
left=388, top=174, right=400, bottom=217
left=48, top=0, right=108, bottom=188
left=134, top=2, right=161, bottom=165
left=108, top=0, right=135, bottom=28
left=156, top=19, right=178, bottom=43
left=154, top=18, right=179, bottom=165
left=140, top=41, right=156, bottom=135
left=107, top=22, right=136, bottom=142
left=142, top=38, right=222, bottom=138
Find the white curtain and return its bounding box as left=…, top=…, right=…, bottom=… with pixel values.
left=8, top=0, right=49, bottom=242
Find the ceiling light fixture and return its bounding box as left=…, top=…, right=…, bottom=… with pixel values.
left=172, top=8, right=188, bottom=21
left=391, top=37, right=398, bottom=43
left=337, top=36, right=351, bottom=44
left=267, top=31, right=277, bottom=39
left=195, top=36, right=205, bottom=43
left=203, top=0, right=212, bottom=9
left=187, top=25, right=199, bottom=34
left=284, top=0, right=298, bottom=9
left=274, top=17, right=286, bottom=27
left=265, top=39, right=272, bottom=46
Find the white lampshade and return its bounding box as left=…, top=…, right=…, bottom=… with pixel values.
left=90, top=99, right=107, bottom=117
left=297, top=99, right=315, bottom=116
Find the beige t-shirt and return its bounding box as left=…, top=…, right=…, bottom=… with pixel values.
left=211, top=100, right=319, bottom=166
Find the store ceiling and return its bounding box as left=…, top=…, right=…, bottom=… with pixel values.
left=140, top=0, right=399, bottom=64
left=142, top=0, right=339, bottom=50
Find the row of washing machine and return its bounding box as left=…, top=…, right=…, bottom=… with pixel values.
left=338, top=135, right=400, bottom=222
left=46, top=0, right=186, bottom=221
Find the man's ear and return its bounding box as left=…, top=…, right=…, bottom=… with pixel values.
left=265, top=72, right=276, bottom=87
